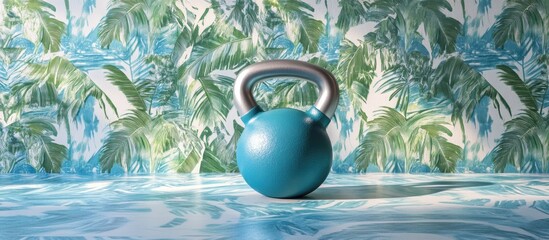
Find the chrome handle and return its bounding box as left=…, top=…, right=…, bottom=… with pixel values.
left=233, top=60, right=339, bottom=119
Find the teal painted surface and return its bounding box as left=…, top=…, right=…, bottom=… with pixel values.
left=0, top=0, right=548, bottom=174
left=238, top=107, right=332, bottom=198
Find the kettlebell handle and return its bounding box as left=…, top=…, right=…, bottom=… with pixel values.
left=234, top=60, right=339, bottom=119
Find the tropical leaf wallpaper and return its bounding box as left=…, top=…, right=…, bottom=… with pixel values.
left=0, top=0, right=548, bottom=174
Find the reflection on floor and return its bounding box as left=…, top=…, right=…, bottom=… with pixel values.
left=0, top=174, right=548, bottom=239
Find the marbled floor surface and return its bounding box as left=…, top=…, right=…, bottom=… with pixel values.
left=0, top=174, right=548, bottom=239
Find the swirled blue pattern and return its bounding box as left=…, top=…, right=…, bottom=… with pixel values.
left=1, top=174, right=548, bottom=239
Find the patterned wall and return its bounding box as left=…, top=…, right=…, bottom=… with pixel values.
left=0, top=0, right=548, bottom=174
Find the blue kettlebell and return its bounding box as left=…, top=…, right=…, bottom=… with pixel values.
left=234, top=60, right=339, bottom=198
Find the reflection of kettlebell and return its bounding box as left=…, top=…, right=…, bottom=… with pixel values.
left=234, top=60, right=339, bottom=198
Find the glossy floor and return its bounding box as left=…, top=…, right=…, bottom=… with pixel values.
left=1, top=174, right=548, bottom=239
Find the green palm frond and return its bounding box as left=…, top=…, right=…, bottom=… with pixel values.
left=36, top=9, right=65, bottom=53
left=21, top=57, right=120, bottom=119
left=433, top=57, right=512, bottom=122
left=142, top=55, right=179, bottom=110
left=493, top=0, right=547, bottom=48
left=37, top=57, right=97, bottom=115
left=173, top=147, right=201, bottom=173
left=368, top=107, right=407, bottom=133
left=149, top=115, right=203, bottom=173
left=11, top=116, right=67, bottom=173
left=355, top=131, right=387, bottom=171
left=377, top=66, right=412, bottom=113
left=336, top=0, right=369, bottom=33
left=419, top=0, right=462, bottom=53
left=150, top=118, right=180, bottom=156
left=5, top=0, right=66, bottom=52
left=103, top=65, right=147, bottom=112
left=337, top=40, right=376, bottom=109
left=356, top=107, right=406, bottom=172
left=497, top=65, right=538, bottom=112
left=172, top=26, right=198, bottom=65
left=99, top=109, right=205, bottom=173
left=178, top=28, right=256, bottom=125
left=215, top=0, right=260, bottom=36
left=36, top=136, right=66, bottom=173
left=200, top=121, right=243, bottom=173
left=492, top=110, right=548, bottom=172
left=230, top=120, right=244, bottom=148
left=369, top=0, right=461, bottom=54
left=408, top=110, right=459, bottom=173
left=270, top=80, right=317, bottom=109
left=187, top=75, right=231, bottom=127
left=99, top=110, right=151, bottom=173
left=17, top=116, right=58, bottom=136
left=149, top=117, right=186, bottom=173
left=148, top=0, right=188, bottom=30
left=134, top=78, right=156, bottom=106
left=356, top=107, right=461, bottom=173
left=201, top=138, right=237, bottom=172
left=179, top=28, right=256, bottom=79
left=266, top=0, right=324, bottom=53
left=10, top=80, right=58, bottom=110
left=430, top=136, right=460, bottom=173
left=97, top=0, right=148, bottom=48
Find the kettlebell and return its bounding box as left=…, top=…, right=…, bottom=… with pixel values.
left=234, top=60, right=339, bottom=198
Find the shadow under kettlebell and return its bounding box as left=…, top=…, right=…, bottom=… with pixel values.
left=302, top=181, right=494, bottom=200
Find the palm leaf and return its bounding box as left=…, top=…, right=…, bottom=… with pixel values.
left=368, top=107, right=407, bottom=133
left=200, top=139, right=237, bottom=172
left=178, top=29, right=256, bottom=124
left=38, top=136, right=67, bottom=173
left=173, top=147, right=201, bottom=173
left=355, top=131, right=388, bottom=171
left=172, top=26, right=198, bottom=65
left=420, top=0, right=462, bottom=54
left=36, top=9, right=65, bottom=53
left=220, top=0, right=260, bottom=36
left=148, top=115, right=203, bottom=173
left=12, top=116, right=67, bottom=173
left=10, top=80, right=58, bottom=109
left=179, top=28, right=256, bottom=79
left=497, top=65, right=538, bottom=112
left=269, top=80, right=317, bottom=109
left=406, top=110, right=460, bottom=172
left=150, top=118, right=180, bottom=156
left=9, top=0, right=67, bottom=52
left=99, top=110, right=151, bottom=172
left=103, top=65, right=147, bottom=112
left=430, top=136, right=460, bottom=173
left=336, top=0, right=369, bottom=33
left=377, top=66, right=411, bottom=113
left=97, top=0, right=148, bottom=48
left=337, top=40, right=376, bottom=108
left=433, top=57, right=512, bottom=122
left=145, top=56, right=179, bottom=109
left=23, top=57, right=120, bottom=119
left=493, top=0, right=545, bottom=48
left=356, top=108, right=406, bottom=172
left=200, top=120, right=243, bottom=173
left=267, top=0, right=324, bottom=53
left=47, top=57, right=120, bottom=118
left=368, top=0, right=461, bottom=54
left=492, top=110, right=546, bottom=172
left=357, top=107, right=460, bottom=173
left=230, top=120, right=244, bottom=148
left=187, top=75, right=231, bottom=127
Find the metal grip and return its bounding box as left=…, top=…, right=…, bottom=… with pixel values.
left=233, top=60, right=340, bottom=119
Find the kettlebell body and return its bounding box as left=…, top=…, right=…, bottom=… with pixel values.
left=234, top=60, right=339, bottom=198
